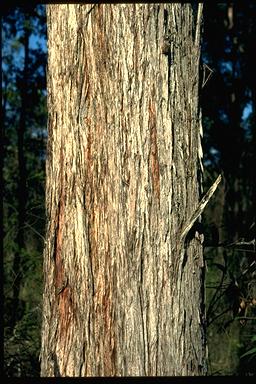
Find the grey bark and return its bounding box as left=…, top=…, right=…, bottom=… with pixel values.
left=41, top=3, right=206, bottom=376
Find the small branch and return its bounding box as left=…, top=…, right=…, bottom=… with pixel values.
left=226, top=239, right=255, bottom=248
left=195, top=3, right=203, bottom=48
left=238, top=260, right=255, bottom=279
left=205, top=246, right=255, bottom=254
left=235, top=316, right=256, bottom=321
left=181, top=174, right=222, bottom=241
left=202, top=63, right=214, bottom=88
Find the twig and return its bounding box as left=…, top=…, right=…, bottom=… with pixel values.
left=202, top=63, right=214, bottom=88
left=181, top=174, right=222, bottom=241
left=235, top=317, right=256, bottom=321
left=195, top=3, right=203, bottom=48
left=226, top=239, right=255, bottom=248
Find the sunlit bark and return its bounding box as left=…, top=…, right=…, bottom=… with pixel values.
left=41, top=3, right=206, bottom=376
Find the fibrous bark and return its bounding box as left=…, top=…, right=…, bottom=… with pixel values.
left=41, top=3, right=206, bottom=376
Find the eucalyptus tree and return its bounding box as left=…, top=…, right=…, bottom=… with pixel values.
left=41, top=3, right=211, bottom=376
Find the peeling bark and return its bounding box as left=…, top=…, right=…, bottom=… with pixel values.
left=41, top=4, right=206, bottom=376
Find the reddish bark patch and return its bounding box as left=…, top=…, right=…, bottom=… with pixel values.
left=58, top=286, right=73, bottom=341
left=149, top=99, right=160, bottom=205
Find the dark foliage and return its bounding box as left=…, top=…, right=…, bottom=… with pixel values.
left=3, top=5, right=47, bottom=377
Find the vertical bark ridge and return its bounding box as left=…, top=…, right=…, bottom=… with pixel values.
left=41, top=3, right=206, bottom=376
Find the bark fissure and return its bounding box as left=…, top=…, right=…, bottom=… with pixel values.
left=41, top=3, right=206, bottom=376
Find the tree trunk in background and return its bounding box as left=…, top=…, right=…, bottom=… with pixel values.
left=10, top=21, right=29, bottom=331
left=41, top=4, right=206, bottom=376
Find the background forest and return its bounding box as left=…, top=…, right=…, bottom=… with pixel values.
left=2, top=4, right=255, bottom=376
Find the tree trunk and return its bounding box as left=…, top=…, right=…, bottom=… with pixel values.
left=10, top=21, right=29, bottom=331
left=41, top=3, right=206, bottom=376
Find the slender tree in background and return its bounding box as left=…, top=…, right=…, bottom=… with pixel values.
left=202, top=3, right=256, bottom=243
left=202, top=3, right=256, bottom=375
left=10, top=16, right=29, bottom=331
left=3, top=5, right=47, bottom=376
left=40, top=4, right=208, bottom=376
